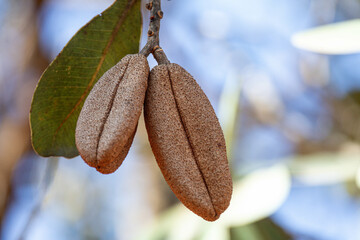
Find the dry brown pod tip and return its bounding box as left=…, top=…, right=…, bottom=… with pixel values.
left=76, top=54, right=149, bottom=174
left=144, top=63, right=233, bottom=221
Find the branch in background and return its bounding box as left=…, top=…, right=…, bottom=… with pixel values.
left=140, top=0, right=170, bottom=65
left=0, top=0, right=50, bottom=230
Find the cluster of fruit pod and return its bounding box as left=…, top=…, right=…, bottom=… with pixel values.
left=75, top=53, right=232, bottom=221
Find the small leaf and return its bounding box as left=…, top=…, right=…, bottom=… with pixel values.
left=289, top=152, right=359, bottom=185
left=218, top=74, right=241, bottom=163
left=218, top=164, right=291, bottom=226
left=30, top=0, right=142, bottom=158
left=136, top=165, right=291, bottom=240
left=198, top=224, right=230, bottom=240
left=291, top=19, right=360, bottom=54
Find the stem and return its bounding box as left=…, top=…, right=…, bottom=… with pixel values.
left=140, top=0, right=170, bottom=65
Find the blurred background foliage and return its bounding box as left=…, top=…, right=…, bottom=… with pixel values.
left=1, top=0, right=360, bottom=239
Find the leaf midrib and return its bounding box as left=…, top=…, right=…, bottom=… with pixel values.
left=52, top=0, right=138, bottom=147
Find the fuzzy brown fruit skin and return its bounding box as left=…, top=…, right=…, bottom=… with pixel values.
left=76, top=54, right=149, bottom=174
left=144, top=63, right=232, bottom=221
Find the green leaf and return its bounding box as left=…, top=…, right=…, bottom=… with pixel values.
left=291, top=19, right=360, bottom=54
left=30, top=0, right=142, bottom=158
left=230, top=218, right=292, bottom=240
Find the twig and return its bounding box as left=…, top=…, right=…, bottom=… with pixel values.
left=140, top=0, right=170, bottom=65
left=18, top=157, right=59, bottom=240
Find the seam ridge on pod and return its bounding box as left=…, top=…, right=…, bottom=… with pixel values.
left=94, top=58, right=131, bottom=162
left=166, top=65, right=218, bottom=218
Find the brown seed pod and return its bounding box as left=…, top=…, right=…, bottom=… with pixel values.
left=76, top=54, right=149, bottom=174
left=144, top=63, right=232, bottom=221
